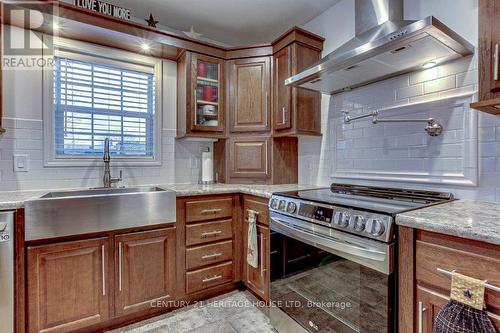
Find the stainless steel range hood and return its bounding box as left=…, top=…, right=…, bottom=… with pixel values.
left=286, top=0, right=474, bottom=94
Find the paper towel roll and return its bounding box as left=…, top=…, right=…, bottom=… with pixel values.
left=201, top=151, right=214, bottom=183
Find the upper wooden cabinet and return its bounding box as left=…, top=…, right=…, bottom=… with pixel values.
left=114, top=228, right=176, bottom=317
left=177, top=51, right=226, bottom=138
left=273, top=43, right=322, bottom=136
left=228, top=57, right=271, bottom=133
left=27, top=238, right=111, bottom=333
left=471, top=0, right=500, bottom=114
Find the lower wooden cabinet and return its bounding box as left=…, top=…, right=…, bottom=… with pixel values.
left=27, top=227, right=177, bottom=333
left=416, top=286, right=448, bottom=333
left=114, top=228, right=176, bottom=316
left=242, top=195, right=270, bottom=302
left=27, top=238, right=111, bottom=333
left=399, top=227, right=500, bottom=333
left=243, top=223, right=270, bottom=301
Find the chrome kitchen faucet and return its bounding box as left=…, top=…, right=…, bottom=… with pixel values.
left=103, top=138, right=122, bottom=188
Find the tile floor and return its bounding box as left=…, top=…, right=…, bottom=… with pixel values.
left=107, top=291, right=276, bottom=333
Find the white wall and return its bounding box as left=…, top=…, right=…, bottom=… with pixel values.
left=300, top=0, right=500, bottom=202
left=0, top=27, right=210, bottom=190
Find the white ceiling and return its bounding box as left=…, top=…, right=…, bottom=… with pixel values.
left=104, top=0, right=341, bottom=46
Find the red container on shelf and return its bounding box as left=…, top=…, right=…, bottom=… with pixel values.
left=197, top=62, right=206, bottom=77
left=203, top=85, right=214, bottom=101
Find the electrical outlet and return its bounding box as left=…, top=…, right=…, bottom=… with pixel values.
left=13, top=154, right=29, bottom=172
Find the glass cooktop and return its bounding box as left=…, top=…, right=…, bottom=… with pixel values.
left=278, top=184, right=454, bottom=215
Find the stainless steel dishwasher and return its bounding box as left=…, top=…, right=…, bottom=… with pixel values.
left=0, top=211, right=14, bottom=333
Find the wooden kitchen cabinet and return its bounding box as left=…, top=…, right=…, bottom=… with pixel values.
left=244, top=223, right=270, bottom=302
left=27, top=238, right=111, bottom=333
left=273, top=42, right=322, bottom=136
left=114, top=228, right=176, bottom=317
left=471, top=0, right=500, bottom=114
left=242, top=195, right=270, bottom=302
left=177, top=51, right=226, bottom=138
left=228, top=57, right=271, bottom=133
left=228, top=136, right=271, bottom=180
left=398, top=227, right=500, bottom=333
left=215, top=135, right=298, bottom=184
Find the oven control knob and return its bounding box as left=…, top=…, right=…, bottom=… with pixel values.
left=286, top=202, right=297, bottom=214
left=278, top=200, right=287, bottom=211
left=334, top=211, right=350, bottom=228
left=366, top=219, right=385, bottom=237
left=270, top=198, right=279, bottom=210
left=353, top=215, right=366, bottom=231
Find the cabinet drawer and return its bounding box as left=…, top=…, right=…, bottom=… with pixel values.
left=186, top=198, right=233, bottom=223
left=186, top=219, right=233, bottom=246
left=186, top=240, right=233, bottom=270
left=186, top=261, right=233, bottom=294
left=416, top=239, right=500, bottom=312
left=243, top=196, right=269, bottom=226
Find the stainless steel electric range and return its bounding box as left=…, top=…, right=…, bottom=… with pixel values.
left=268, top=183, right=454, bottom=333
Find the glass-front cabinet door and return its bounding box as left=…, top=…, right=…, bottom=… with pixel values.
left=191, top=54, right=225, bottom=133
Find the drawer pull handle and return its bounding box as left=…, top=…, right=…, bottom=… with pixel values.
left=202, top=252, right=222, bottom=260
left=201, top=230, right=222, bottom=237
left=436, top=268, right=500, bottom=292
left=201, top=208, right=222, bottom=215
left=202, top=274, right=222, bottom=283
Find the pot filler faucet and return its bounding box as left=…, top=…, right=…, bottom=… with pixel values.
left=103, top=138, right=122, bottom=188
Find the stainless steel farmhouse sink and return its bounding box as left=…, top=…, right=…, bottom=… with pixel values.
left=25, top=186, right=176, bottom=241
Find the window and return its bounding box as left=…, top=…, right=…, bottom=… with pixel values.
left=54, top=57, right=155, bottom=157
left=43, top=38, right=162, bottom=166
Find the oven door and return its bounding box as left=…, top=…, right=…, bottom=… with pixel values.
left=269, top=212, right=395, bottom=333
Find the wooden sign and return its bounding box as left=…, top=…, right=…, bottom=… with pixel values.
left=73, top=0, right=131, bottom=20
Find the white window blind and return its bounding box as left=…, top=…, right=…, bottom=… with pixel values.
left=53, top=55, right=155, bottom=157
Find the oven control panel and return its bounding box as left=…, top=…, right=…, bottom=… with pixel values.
left=269, top=196, right=394, bottom=242
left=298, top=204, right=333, bottom=223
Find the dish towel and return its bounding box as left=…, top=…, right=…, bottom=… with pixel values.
left=434, top=272, right=497, bottom=333
left=246, top=210, right=258, bottom=268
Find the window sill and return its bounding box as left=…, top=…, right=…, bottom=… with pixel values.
left=44, top=157, right=162, bottom=168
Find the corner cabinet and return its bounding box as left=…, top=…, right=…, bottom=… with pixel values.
left=471, top=0, right=500, bottom=114
left=273, top=43, right=322, bottom=136
left=228, top=57, right=271, bottom=133
left=177, top=51, right=226, bottom=138
left=229, top=136, right=271, bottom=180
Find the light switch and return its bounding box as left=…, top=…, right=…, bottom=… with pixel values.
left=13, top=154, right=29, bottom=172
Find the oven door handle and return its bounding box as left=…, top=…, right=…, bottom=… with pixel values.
left=270, top=216, right=387, bottom=262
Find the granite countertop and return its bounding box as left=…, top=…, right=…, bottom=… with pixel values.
left=396, top=200, right=500, bottom=245
left=0, top=183, right=324, bottom=210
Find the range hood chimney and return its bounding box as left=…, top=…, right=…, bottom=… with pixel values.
left=286, top=0, right=474, bottom=94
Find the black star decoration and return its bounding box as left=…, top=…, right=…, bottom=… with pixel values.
left=145, top=13, right=159, bottom=28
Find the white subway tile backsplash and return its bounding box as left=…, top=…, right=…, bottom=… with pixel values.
left=0, top=117, right=209, bottom=189
left=299, top=52, right=500, bottom=202
left=423, top=76, right=456, bottom=94
left=396, top=84, right=424, bottom=100
left=410, top=67, right=439, bottom=84
left=438, top=56, right=476, bottom=77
